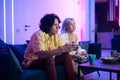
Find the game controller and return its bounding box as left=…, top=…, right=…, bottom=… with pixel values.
left=81, top=53, right=88, bottom=59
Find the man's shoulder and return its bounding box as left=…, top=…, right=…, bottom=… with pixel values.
left=32, top=31, right=46, bottom=36
left=30, top=31, right=47, bottom=39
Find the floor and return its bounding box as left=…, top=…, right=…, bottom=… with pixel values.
left=84, top=50, right=118, bottom=80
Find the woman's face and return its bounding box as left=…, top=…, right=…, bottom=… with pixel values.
left=49, top=18, right=60, bottom=35
left=65, top=20, right=76, bottom=33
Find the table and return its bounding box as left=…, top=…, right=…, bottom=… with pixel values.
left=78, top=59, right=120, bottom=80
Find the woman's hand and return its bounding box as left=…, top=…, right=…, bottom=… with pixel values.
left=75, top=51, right=88, bottom=61
left=73, top=53, right=82, bottom=60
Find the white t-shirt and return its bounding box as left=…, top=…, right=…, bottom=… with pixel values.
left=60, top=33, right=87, bottom=55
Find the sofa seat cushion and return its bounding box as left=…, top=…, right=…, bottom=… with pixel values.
left=20, top=70, right=46, bottom=80
left=19, top=66, right=65, bottom=80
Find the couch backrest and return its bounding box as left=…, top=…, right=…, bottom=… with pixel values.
left=7, top=44, right=28, bottom=64
left=111, top=37, right=120, bottom=52
left=0, top=40, right=25, bottom=79
left=79, top=41, right=101, bottom=59
left=88, top=43, right=101, bottom=59
left=79, top=41, right=90, bottom=53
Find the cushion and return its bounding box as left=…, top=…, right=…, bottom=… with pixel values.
left=79, top=41, right=90, bottom=53
left=0, top=39, right=7, bottom=48
left=8, top=47, right=23, bottom=74
left=7, top=44, right=27, bottom=64
left=88, top=43, right=101, bottom=59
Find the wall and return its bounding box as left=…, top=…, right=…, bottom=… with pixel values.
left=14, top=0, right=82, bottom=44
left=95, top=0, right=107, bottom=3
left=0, top=0, right=95, bottom=44
left=0, top=0, right=4, bottom=41
left=0, top=0, right=13, bottom=43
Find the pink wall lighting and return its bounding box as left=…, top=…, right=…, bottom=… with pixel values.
left=1, top=0, right=88, bottom=44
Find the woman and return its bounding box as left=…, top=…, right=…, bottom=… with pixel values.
left=22, top=14, right=77, bottom=80
left=60, top=18, right=88, bottom=80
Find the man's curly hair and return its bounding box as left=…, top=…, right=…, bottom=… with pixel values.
left=39, top=13, right=61, bottom=34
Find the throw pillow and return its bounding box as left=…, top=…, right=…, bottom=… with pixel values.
left=79, top=41, right=90, bottom=53
left=7, top=44, right=27, bottom=64
left=8, top=47, right=23, bottom=74
left=0, top=39, right=7, bottom=48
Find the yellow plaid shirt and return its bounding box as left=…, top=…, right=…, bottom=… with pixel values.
left=23, top=30, right=63, bottom=67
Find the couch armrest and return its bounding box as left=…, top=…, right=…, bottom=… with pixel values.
left=0, top=48, right=18, bottom=80
left=0, top=49, right=9, bottom=80
left=0, top=48, right=21, bottom=80
left=88, top=43, right=101, bottom=59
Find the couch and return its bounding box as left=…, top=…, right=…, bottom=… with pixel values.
left=0, top=39, right=101, bottom=80
left=111, top=37, right=120, bottom=52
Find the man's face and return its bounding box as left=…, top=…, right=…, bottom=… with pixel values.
left=49, top=18, right=60, bottom=35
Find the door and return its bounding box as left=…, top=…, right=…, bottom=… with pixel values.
left=14, top=0, right=40, bottom=44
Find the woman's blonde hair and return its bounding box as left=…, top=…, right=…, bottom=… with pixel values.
left=61, top=18, right=74, bottom=33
